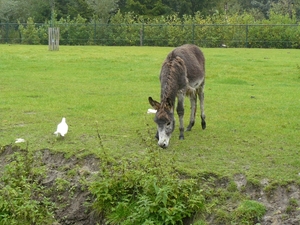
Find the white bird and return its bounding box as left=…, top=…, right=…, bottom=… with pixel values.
left=15, top=138, right=25, bottom=143
left=147, top=108, right=157, bottom=114
left=54, top=117, right=68, bottom=137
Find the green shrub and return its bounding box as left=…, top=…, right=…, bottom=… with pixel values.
left=108, top=11, right=142, bottom=46
left=233, top=200, right=266, bottom=224
left=9, top=11, right=300, bottom=47
left=0, top=148, right=55, bottom=225
left=89, top=139, right=206, bottom=224
left=19, top=17, right=41, bottom=45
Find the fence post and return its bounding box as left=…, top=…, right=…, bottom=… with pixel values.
left=245, top=24, right=248, bottom=48
left=94, top=21, right=96, bottom=45
left=140, top=23, right=144, bottom=46
left=192, top=23, right=195, bottom=44
left=48, top=27, right=59, bottom=51
left=5, top=22, right=9, bottom=43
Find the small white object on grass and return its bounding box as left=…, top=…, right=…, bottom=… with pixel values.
left=15, top=138, right=25, bottom=143
left=147, top=108, right=157, bottom=114
left=54, top=117, right=68, bottom=137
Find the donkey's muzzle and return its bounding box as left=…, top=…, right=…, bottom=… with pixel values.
left=158, top=139, right=169, bottom=148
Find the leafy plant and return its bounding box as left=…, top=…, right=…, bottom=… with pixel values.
left=286, top=198, right=299, bottom=214
left=89, top=132, right=206, bottom=224
left=5, top=10, right=300, bottom=47
left=0, top=147, right=55, bottom=225
left=18, top=17, right=41, bottom=45
left=233, top=200, right=266, bottom=224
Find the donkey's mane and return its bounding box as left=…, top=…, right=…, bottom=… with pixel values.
left=155, top=61, right=173, bottom=121
left=162, top=61, right=176, bottom=100
left=160, top=56, right=195, bottom=107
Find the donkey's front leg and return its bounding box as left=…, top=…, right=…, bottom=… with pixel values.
left=177, top=92, right=185, bottom=140
left=186, top=92, right=196, bottom=131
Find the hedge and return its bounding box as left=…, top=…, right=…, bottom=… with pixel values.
left=0, top=11, right=299, bottom=48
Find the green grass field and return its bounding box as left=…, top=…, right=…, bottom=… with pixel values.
left=1, top=45, right=299, bottom=184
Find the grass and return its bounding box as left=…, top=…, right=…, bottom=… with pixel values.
left=0, top=45, right=299, bottom=184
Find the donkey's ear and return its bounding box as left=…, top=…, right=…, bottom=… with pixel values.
left=149, top=97, right=160, bottom=110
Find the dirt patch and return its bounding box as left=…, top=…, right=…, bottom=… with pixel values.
left=234, top=173, right=300, bottom=225
left=1, top=146, right=300, bottom=224
left=40, top=149, right=101, bottom=225
left=0, top=145, right=102, bottom=225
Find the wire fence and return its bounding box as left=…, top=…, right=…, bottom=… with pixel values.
left=1, top=22, right=300, bottom=48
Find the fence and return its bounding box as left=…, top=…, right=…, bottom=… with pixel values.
left=0, top=22, right=299, bottom=48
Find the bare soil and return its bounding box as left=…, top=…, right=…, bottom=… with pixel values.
left=234, top=174, right=300, bottom=225
left=1, top=145, right=299, bottom=225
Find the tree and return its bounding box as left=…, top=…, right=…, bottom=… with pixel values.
left=162, top=0, right=191, bottom=16
left=118, top=0, right=227, bottom=17
left=250, top=0, right=271, bottom=18
left=86, top=0, right=118, bottom=22
left=0, top=0, right=17, bottom=22
left=0, top=0, right=51, bottom=23
left=271, top=0, right=299, bottom=19
left=54, top=0, right=93, bottom=21
left=119, top=0, right=173, bottom=17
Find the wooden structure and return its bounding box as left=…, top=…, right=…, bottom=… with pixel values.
left=48, top=27, right=59, bottom=51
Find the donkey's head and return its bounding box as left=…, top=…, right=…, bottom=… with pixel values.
left=148, top=97, right=175, bottom=148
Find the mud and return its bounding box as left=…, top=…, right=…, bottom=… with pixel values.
left=0, top=146, right=101, bottom=225
left=234, top=174, right=300, bottom=225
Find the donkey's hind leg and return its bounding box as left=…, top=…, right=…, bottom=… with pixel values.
left=198, top=84, right=206, bottom=130
left=186, top=92, right=197, bottom=131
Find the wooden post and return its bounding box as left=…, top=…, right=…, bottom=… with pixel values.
left=48, top=27, right=59, bottom=51
left=140, top=23, right=144, bottom=46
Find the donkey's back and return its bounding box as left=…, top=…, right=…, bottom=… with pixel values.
left=166, top=44, right=205, bottom=88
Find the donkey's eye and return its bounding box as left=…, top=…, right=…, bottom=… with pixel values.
left=167, top=122, right=171, bottom=126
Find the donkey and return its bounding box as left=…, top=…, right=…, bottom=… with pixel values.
left=148, top=44, right=206, bottom=148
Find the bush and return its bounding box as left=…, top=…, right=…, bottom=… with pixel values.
left=0, top=148, right=55, bottom=225
left=5, top=10, right=300, bottom=48
left=89, top=135, right=206, bottom=224
left=19, top=17, right=41, bottom=45
left=233, top=200, right=266, bottom=224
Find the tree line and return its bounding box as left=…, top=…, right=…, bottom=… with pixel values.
left=1, top=0, right=299, bottom=48
left=0, top=0, right=299, bottom=23
left=2, top=10, right=297, bottom=48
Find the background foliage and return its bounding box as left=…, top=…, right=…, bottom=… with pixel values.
left=0, top=0, right=300, bottom=48
left=1, top=10, right=300, bottom=48
left=0, top=0, right=299, bottom=23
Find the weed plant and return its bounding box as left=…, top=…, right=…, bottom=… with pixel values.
left=89, top=129, right=206, bottom=224
left=89, top=129, right=270, bottom=224
left=0, top=146, right=55, bottom=225
left=233, top=200, right=266, bottom=224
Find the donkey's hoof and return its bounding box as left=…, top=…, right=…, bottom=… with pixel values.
left=201, top=121, right=206, bottom=130
left=179, top=136, right=184, bottom=140
left=186, top=122, right=194, bottom=131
